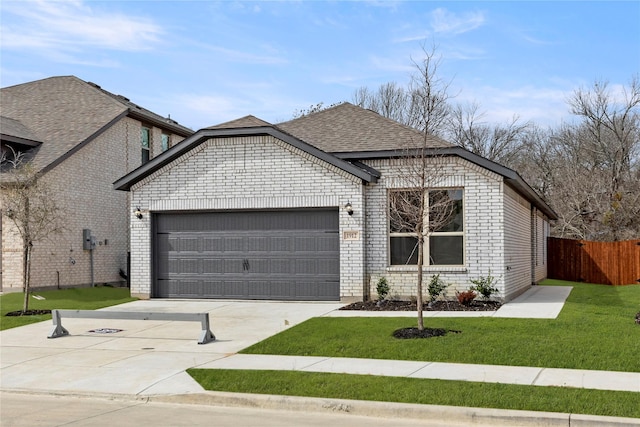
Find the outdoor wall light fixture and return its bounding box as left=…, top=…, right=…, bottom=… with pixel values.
left=134, top=207, right=143, bottom=219
left=344, top=202, right=354, bottom=216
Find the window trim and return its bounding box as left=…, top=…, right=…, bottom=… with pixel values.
left=161, top=132, right=170, bottom=152
left=141, top=126, right=151, bottom=164
left=388, top=188, right=465, bottom=267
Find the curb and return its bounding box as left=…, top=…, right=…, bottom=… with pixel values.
left=152, top=391, right=640, bottom=427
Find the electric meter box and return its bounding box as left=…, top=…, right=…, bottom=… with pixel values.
left=83, top=229, right=93, bottom=250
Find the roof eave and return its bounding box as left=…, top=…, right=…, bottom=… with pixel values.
left=127, top=109, right=193, bottom=137
left=0, top=134, right=43, bottom=147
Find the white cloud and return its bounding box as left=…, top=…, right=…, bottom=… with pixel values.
left=454, top=84, right=570, bottom=127
left=1, top=0, right=163, bottom=55
left=430, top=8, right=485, bottom=35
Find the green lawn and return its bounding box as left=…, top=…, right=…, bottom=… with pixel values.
left=189, top=280, right=640, bottom=418
left=0, top=286, right=137, bottom=330
left=241, top=280, right=640, bottom=372
left=188, top=369, right=640, bottom=419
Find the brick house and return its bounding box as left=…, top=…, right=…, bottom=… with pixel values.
left=1, top=76, right=193, bottom=292
left=114, top=103, right=557, bottom=302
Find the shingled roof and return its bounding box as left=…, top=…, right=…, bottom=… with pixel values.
left=0, top=116, right=43, bottom=146
left=0, top=76, right=192, bottom=173
left=276, top=102, right=452, bottom=153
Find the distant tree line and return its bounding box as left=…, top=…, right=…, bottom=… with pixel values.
left=347, top=47, right=640, bottom=242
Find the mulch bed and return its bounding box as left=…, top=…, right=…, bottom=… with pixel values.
left=392, top=327, right=462, bottom=339
left=5, top=309, right=52, bottom=316
left=340, top=299, right=501, bottom=312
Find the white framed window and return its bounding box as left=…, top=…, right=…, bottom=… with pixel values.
left=389, top=188, right=464, bottom=266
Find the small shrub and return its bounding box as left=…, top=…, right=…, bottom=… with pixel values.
left=376, top=277, right=390, bottom=301
left=427, top=274, right=448, bottom=302
left=456, top=290, right=477, bottom=306
left=470, top=271, right=499, bottom=300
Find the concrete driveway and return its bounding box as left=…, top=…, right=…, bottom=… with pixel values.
left=0, top=300, right=345, bottom=396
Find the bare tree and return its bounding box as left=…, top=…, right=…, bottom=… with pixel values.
left=292, top=102, right=340, bottom=119
left=384, top=44, right=460, bottom=331
left=353, top=82, right=409, bottom=124
left=352, top=44, right=454, bottom=138
left=405, top=45, right=454, bottom=138
left=448, top=102, right=531, bottom=167
left=1, top=149, right=64, bottom=312
left=389, top=150, right=459, bottom=331
left=564, top=77, right=640, bottom=240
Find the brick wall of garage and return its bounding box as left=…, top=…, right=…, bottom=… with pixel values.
left=361, top=156, right=512, bottom=301
left=129, top=135, right=366, bottom=301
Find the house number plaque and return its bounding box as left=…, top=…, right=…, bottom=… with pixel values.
left=343, top=230, right=360, bottom=240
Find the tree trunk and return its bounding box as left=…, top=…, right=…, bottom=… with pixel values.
left=416, top=236, right=424, bottom=331
left=22, top=243, right=32, bottom=313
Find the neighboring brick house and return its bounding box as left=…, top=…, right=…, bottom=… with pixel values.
left=114, top=103, right=557, bottom=302
left=1, top=76, right=193, bottom=292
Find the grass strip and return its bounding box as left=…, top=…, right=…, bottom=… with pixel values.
left=0, top=286, right=137, bottom=330
left=241, top=281, right=640, bottom=372
left=188, top=369, right=640, bottom=419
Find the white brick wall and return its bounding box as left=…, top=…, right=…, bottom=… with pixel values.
left=129, top=135, right=366, bottom=300
left=503, top=184, right=532, bottom=300
left=361, top=156, right=510, bottom=300
left=1, top=117, right=186, bottom=291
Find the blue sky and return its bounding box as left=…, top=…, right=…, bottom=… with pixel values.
left=1, top=1, right=638, bottom=131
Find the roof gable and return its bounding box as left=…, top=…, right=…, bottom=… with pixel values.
left=276, top=102, right=452, bottom=153
left=206, top=115, right=272, bottom=129
left=113, top=126, right=378, bottom=191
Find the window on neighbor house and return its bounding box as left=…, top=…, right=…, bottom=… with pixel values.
left=141, top=127, right=150, bottom=164
left=161, top=133, right=170, bottom=152
left=389, top=188, right=464, bottom=266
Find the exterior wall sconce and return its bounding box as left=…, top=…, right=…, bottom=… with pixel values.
left=344, top=202, right=354, bottom=216
left=134, top=207, right=143, bottom=219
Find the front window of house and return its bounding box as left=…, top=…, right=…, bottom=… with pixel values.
left=141, top=127, right=151, bottom=164
left=389, top=188, right=464, bottom=266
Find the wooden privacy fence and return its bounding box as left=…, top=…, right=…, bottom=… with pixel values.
left=548, top=237, right=640, bottom=285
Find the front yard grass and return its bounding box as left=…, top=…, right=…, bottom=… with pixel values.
left=241, top=280, right=640, bottom=372
left=0, top=286, right=137, bottom=330
left=187, top=369, right=640, bottom=418
left=189, top=280, right=640, bottom=418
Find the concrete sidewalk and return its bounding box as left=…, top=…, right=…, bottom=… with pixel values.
left=199, top=354, right=640, bottom=392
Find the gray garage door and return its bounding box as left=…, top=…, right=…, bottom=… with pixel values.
left=153, top=209, right=340, bottom=300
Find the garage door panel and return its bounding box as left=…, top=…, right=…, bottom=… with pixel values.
left=317, top=236, right=339, bottom=252
left=154, top=209, right=340, bottom=300
left=224, top=237, right=245, bottom=252
left=318, top=258, right=340, bottom=274
left=202, top=259, right=223, bottom=274
left=203, top=237, right=223, bottom=251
